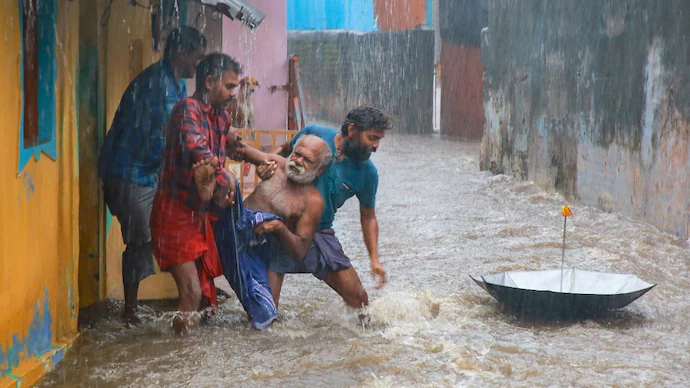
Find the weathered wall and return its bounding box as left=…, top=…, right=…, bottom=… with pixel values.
left=0, top=0, right=80, bottom=385
left=439, top=0, right=487, bottom=139
left=77, top=0, right=105, bottom=312
left=481, top=0, right=690, bottom=238
left=288, top=30, right=435, bottom=134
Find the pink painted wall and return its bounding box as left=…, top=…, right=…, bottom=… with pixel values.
left=222, top=0, right=288, bottom=131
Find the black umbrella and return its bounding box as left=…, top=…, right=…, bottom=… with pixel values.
left=471, top=268, right=655, bottom=317
left=471, top=206, right=656, bottom=318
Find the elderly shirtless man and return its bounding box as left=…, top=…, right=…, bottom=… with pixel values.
left=206, top=134, right=331, bottom=328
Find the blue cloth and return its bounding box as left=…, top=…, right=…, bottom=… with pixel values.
left=98, top=60, right=187, bottom=187
left=214, top=189, right=278, bottom=329
left=289, top=125, right=379, bottom=230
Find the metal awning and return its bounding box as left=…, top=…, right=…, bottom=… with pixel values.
left=192, top=0, right=265, bottom=29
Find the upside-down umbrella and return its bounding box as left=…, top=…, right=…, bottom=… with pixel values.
left=471, top=206, right=656, bottom=318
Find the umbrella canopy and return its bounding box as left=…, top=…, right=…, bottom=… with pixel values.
left=471, top=268, right=656, bottom=318
left=194, top=0, right=265, bottom=29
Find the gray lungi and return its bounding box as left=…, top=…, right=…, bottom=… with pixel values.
left=102, top=176, right=157, bottom=284
left=266, top=228, right=352, bottom=280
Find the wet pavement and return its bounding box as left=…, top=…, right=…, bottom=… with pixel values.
left=38, top=135, right=690, bottom=387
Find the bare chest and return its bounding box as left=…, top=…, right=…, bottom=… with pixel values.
left=245, top=177, right=308, bottom=225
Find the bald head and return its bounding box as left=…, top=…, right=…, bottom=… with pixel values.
left=295, top=135, right=332, bottom=170
left=286, top=135, right=333, bottom=184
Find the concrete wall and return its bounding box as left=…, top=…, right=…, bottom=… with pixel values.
left=288, top=30, right=435, bottom=134
left=287, top=0, right=434, bottom=133
left=0, top=0, right=80, bottom=385
left=481, top=0, right=690, bottom=238
left=439, top=0, right=487, bottom=139
left=223, top=0, right=288, bottom=131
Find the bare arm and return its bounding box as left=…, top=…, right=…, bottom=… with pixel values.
left=274, top=140, right=291, bottom=157
left=253, top=192, right=324, bottom=259
left=232, top=141, right=286, bottom=169
left=360, top=205, right=386, bottom=288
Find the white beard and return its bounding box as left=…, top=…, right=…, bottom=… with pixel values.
left=285, top=160, right=317, bottom=184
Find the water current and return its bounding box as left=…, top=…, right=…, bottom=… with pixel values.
left=38, top=135, right=690, bottom=387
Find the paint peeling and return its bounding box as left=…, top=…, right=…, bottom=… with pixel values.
left=0, top=290, right=53, bottom=376
left=481, top=0, right=690, bottom=238
left=21, top=171, right=35, bottom=201
left=2, top=1, right=81, bottom=385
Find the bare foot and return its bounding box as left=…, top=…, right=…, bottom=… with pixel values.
left=173, top=312, right=191, bottom=335
left=121, top=308, right=142, bottom=326
left=193, top=157, right=219, bottom=202
left=172, top=311, right=201, bottom=335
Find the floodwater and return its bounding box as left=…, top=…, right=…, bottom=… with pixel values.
left=39, top=135, right=690, bottom=387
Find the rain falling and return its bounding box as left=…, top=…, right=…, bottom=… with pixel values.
left=1, top=1, right=689, bottom=387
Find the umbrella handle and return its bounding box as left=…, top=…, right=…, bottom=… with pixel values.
left=560, top=206, right=573, bottom=292
left=561, top=216, right=567, bottom=292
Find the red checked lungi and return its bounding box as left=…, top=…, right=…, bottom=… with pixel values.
left=151, top=193, right=222, bottom=307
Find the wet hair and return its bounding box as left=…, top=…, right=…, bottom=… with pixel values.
left=163, top=26, right=207, bottom=60
left=341, top=105, right=393, bottom=136
left=294, top=134, right=333, bottom=171
left=195, top=53, right=243, bottom=91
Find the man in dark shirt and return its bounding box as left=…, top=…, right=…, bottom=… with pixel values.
left=97, top=26, right=207, bottom=323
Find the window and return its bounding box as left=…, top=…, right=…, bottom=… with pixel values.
left=18, top=0, right=57, bottom=173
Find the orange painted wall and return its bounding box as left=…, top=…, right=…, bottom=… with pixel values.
left=374, top=0, right=427, bottom=31
left=0, top=0, right=80, bottom=385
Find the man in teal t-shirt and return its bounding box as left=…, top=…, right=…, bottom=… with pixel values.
left=264, top=105, right=392, bottom=309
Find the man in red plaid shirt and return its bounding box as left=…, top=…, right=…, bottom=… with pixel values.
left=151, top=53, right=242, bottom=334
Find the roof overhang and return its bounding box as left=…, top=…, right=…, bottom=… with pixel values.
left=191, top=0, right=266, bottom=29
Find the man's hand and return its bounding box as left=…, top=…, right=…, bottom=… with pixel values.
left=371, top=260, right=387, bottom=289
left=226, top=130, right=244, bottom=160
left=212, top=177, right=236, bottom=209
left=227, top=128, right=243, bottom=147
left=256, top=160, right=278, bottom=180
left=253, top=219, right=285, bottom=237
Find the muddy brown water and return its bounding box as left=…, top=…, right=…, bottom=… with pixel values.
left=38, top=136, right=690, bottom=387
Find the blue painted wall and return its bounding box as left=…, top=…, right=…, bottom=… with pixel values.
left=18, top=0, right=58, bottom=173
left=0, top=290, right=53, bottom=377
left=287, top=0, right=378, bottom=31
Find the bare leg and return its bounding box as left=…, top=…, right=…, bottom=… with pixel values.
left=123, top=282, right=141, bottom=324
left=323, top=267, right=369, bottom=308
left=267, top=270, right=285, bottom=309
left=168, top=260, right=203, bottom=335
